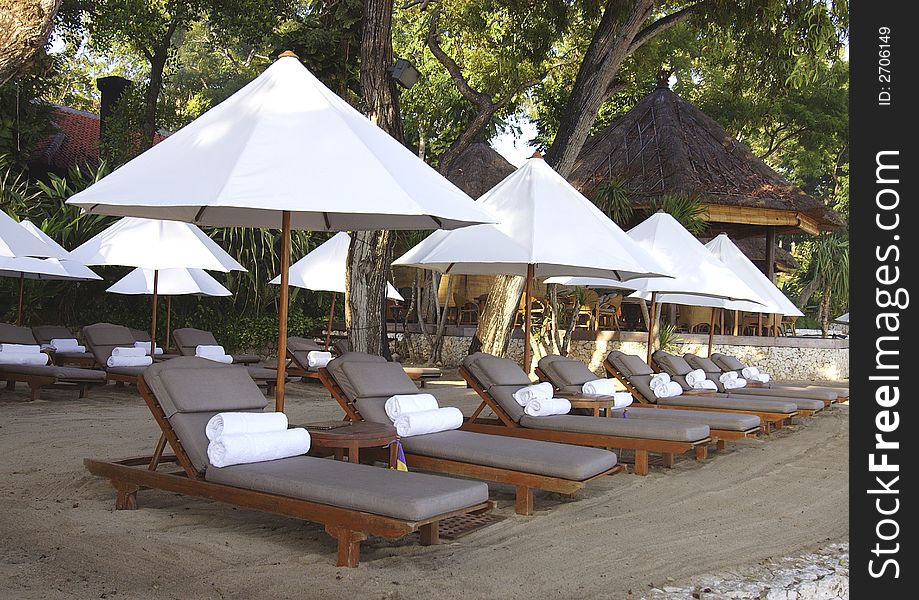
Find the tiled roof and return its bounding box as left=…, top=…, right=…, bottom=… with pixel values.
left=30, top=104, right=168, bottom=170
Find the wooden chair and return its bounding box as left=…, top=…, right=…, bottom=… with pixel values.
left=452, top=292, right=478, bottom=325
left=318, top=360, right=623, bottom=515
left=84, top=359, right=494, bottom=567
left=595, top=294, right=623, bottom=330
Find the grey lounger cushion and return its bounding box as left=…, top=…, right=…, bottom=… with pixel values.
left=538, top=355, right=598, bottom=388
left=173, top=328, right=260, bottom=364
left=607, top=351, right=655, bottom=377
left=656, top=394, right=797, bottom=414
left=711, top=353, right=746, bottom=372
left=207, top=456, right=488, bottom=522
left=287, top=336, right=324, bottom=369
left=613, top=406, right=760, bottom=431
left=689, top=353, right=837, bottom=401
left=463, top=353, right=532, bottom=388
left=82, top=322, right=137, bottom=365
left=519, top=413, right=709, bottom=442
left=721, top=391, right=826, bottom=411
left=0, top=322, right=39, bottom=345
left=0, top=363, right=106, bottom=381
left=326, top=353, right=417, bottom=401
left=30, top=325, right=77, bottom=344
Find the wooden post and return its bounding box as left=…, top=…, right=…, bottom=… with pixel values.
left=523, top=263, right=534, bottom=374
left=732, top=310, right=739, bottom=336
left=719, top=309, right=724, bottom=337
left=765, top=228, right=776, bottom=283
left=16, top=272, right=24, bottom=325
left=275, top=211, right=291, bottom=413
left=707, top=306, right=716, bottom=356
left=165, top=296, right=171, bottom=352
left=325, top=292, right=337, bottom=351
left=645, top=292, right=657, bottom=365
left=149, top=270, right=159, bottom=356
left=757, top=312, right=763, bottom=336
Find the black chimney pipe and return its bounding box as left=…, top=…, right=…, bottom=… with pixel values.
left=96, top=76, right=131, bottom=143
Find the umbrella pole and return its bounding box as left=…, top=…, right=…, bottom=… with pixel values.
left=523, top=264, right=534, bottom=374
left=17, top=272, right=24, bottom=326
left=150, top=270, right=159, bottom=356
left=757, top=313, right=763, bottom=336
left=707, top=307, right=716, bottom=356
left=275, top=211, right=291, bottom=413
left=645, top=292, right=657, bottom=365
left=165, top=296, right=172, bottom=352
left=325, top=292, right=337, bottom=351
left=733, top=310, right=738, bottom=336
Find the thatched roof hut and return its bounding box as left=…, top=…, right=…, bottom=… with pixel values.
left=442, top=142, right=516, bottom=199
left=569, top=79, right=845, bottom=238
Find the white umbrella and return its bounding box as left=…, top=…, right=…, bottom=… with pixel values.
left=547, top=212, right=768, bottom=360
left=269, top=232, right=403, bottom=350
left=108, top=267, right=232, bottom=351
left=834, top=312, right=849, bottom=324
left=395, top=157, right=671, bottom=370
left=70, top=217, right=245, bottom=354
left=0, top=211, right=61, bottom=259
left=18, top=220, right=104, bottom=281
left=66, top=53, right=494, bottom=412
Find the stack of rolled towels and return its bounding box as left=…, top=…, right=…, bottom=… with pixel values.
left=649, top=372, right=683, bottom=398
left=512, top=382, right=572, bottom=417
left=107, top=346, right=153, bottom=368
left=719, top=371, right=747, bottom=389
left=195, top=344, right=233, bottom=363
left=206, top=412, right=311, bottom=468
left=0, top=343, right=50, bottom=366
left=306, top=350, right=333, bottom=370
left=741, top=366, right=770, bottom=383
left=49, top=338, right=86, bottom=353
left=133, top=341, right=163, bottom=355
left=384, top=393, right=463, bottom=437
left=581, top=379, right=633, bottom=407
left=684, top=368, right=718, bottom=391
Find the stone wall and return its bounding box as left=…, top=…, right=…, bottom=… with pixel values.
left=393, top=329, right=848, bottom=382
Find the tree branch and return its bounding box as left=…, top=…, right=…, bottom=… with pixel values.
left=628, top=2, right=703, bottom=54
left=426, top=7, right=492, bottom=109
left=759, top=126, right=808, bottom=160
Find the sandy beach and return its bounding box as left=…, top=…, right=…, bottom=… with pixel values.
left=0, top=372, right=848, bottom=600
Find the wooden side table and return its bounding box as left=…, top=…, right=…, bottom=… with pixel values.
left=301, top=421, right=399, bottom=468
left=555, top=393, right=619, bottom=417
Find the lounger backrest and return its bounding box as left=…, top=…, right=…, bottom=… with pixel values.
left=711, top=353, right=746, bottom=372
left=287, top=336, right=323, bottom=368
left=130, top=328, right=151, bottom=342
left=462, top=353, right=531, bottom=423
left=652, top=351, right=695, bottom=390
left=682, top=354, right=726, bottom=391
left=326, top=352, right=416, bottom=403
left=144, top=357, right=268, bottom=473
left=538, top=355, right=599, bottom=394
left=172, top=328, right=219, bottom=356
left=332, top=338, right=351, bottom=355
left=0, top=322, right=39, bottom=345
left=82, top=323, right=136, bottom=363
left=30, top=325, right=74, bottom=344
left=606, top=351, right=654, bottom=377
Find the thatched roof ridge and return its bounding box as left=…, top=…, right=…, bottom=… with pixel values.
left=442, top=142, right=516, bottom=199
left=569, top=85, right=845, bottom=233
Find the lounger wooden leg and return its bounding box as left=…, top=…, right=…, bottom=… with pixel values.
left=633, top=450, right=649, bottom=476
left=514, top=485, right=535, bottom=515
left=420, top=522, right=440, bottom=545
left=29, top=384, right=41, bottom=402
left=774, top=419, right=783, bottom=430
left=79, top=384, right=88, bottom=399
left=326, top=526, right=366, bottom=567
left=5, top=380, right=15, bottom=391
left=695, top=445, right=708, bottom=460
left=716, top=439, right=727, bottom=451
left=114, top=483, right=139, bottom=510
left=661, top=453, right=675, bottom=468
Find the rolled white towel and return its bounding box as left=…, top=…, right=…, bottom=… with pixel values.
left=524, top=397, right=572, bottom=417
left=0, top=352, right=49, bottom=366
left=205, top=411, right=289, bottom=441
left=684, top=368, right=707, bottom=388
left=50, top=338, right=83, bottom=352
left=111, top=346, right=146, bottom=357
left=107, top=355, right=153, bottom=368
left=755, top=373, right=771, bottom=383
left=723, top=377, right=747, bottom=389
left=719, top=371, right=738, bottom=383
left=654, top=380, right=683, bottom=399
left=649, top=372, right=671, bottom=391
left=581, top=378, right=618, bottom=397
left=133, top=341, right=164, bottom=355
left=384, top=393, right=439, bottom=421
left=197, top=353, right=233, bottom=364
left=392, top=407, right=463, bottom=437
left=0, top=343, right=42, bottom=353
left=512, top=382, right=553, bottom=406
left=611, top=392, right=633, bottom=408
left=207, top=428, right=311, bottom=468
left=306, top=350, right=333, bottom=369
left=693, top=379, right=718, bottom=391
left=741, top=366, right=759, bottom=379
left=195, top=344, right=226, bottom=356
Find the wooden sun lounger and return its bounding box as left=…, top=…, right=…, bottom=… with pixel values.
left=459, top=365, right=711, bottom=476
left=533, top=365, right=761, bottom=446
left=84, top=370, right=493, bottom=567
left=31, top=325, right=97, bottom=367
left=603, top=358, right=795, bottom=434
left=318, top=367, right=623, bottom=515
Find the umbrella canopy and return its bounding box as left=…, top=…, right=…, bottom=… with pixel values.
left=107, top=267, right=231, bottom=296
left=66, top=56, right=495, bottom=231
left=835, top=312, right=849, bottom=324
left=1, top=211, right=61, bottom=259
left=16, top=220, right=102, bottom=281
left=394, top=157, right=670, bottom=279
left=269, top=233, right=402, bottom=301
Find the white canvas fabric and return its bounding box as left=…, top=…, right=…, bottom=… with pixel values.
left=66, top=56, right=493, bottom=232
left=394, top=157, right=670, bottom=281
left=269, top=232, right=402, bottom=300
left=108, top=267, right=231, bottom=296
left=4, top=221, right=101, bottom=281
left=69, top=217, right=245, bottom=272
left=0, top=211, right=61, bottom=259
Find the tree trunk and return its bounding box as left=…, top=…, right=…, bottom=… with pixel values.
left=0, top=0, right=61, bottom=85
left=141, top=23, right=178, bottom=150
left=346, top=0, right=404, bottom=358
left=468, top=275, right=526, bottom=356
